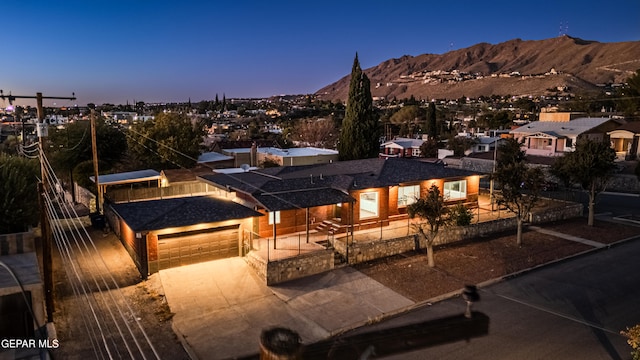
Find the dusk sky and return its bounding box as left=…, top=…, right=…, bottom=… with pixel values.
left=2, top=0, right=639, bottom=107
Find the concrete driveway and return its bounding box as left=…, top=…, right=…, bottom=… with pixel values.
left=159, top=258, right=413, bottom=359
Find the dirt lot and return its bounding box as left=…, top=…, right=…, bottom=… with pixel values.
left=355, top=218, right=640, bottom=302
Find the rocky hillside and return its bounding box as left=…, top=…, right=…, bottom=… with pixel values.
left=316, top=35, right=640, bottom=101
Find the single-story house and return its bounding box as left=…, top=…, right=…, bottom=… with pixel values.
left=607, top=121, right=640, bottom=160
left=380, top=138, right=425, bottom=158
left=510, top=117, right=623, bottom=157
left=198, top=158, right=482, bottom=242
left=106, top=196, right=261, bottom=276
left=471, top=136, right=503, bottom=154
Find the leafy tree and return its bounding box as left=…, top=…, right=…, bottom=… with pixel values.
left=615, top=69, right=640, bottom=120
left=477, top=110, right=513, bottom=129
left=450, top=204, right=474, bottom=226
left=47, top=117, right=127, bottom=187
left=551, top=139, right=616, bottom=226
left=390, top=105, right=420, bottom=137
left=260, top=158, right=280, bottom=168
left=127, top=112, right=205, bottom=169
left=337, top=53, right=380, bottom=160
left=407, top=184, right=451, bottom=267
left=447, top=136, right=477, bottom=157
left=0, top=135, right=20, bottom=155
left=0, top=155, right=40, bottom=233
left=419, top=138, right=439, bottom=158
left=493, top=138, right=545, bottom=246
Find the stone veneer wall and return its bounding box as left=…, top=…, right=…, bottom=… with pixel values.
left=245, top=249, right=334, bottom=285
left=607, top=174, right=640, bottom=193
left=339, top=201, right=583, bottom=265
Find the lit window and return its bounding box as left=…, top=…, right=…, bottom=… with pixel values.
left=444, top=180, right=467, bottom=200
left=359, top=192, right=379, bottom=219
left=268, top=211, right=281, bottom=225
left=398, top=185, right=420, bottom=207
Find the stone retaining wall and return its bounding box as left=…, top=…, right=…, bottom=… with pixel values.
left=607, top=174, right=640, bottom=193
left=339, top=201, right=583, bottom=265
left=245, top=249, right=334, bottom=285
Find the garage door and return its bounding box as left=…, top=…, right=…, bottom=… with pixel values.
left=157, top=225, right=239, bottom=270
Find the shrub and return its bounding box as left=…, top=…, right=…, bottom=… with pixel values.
left=621, top=324, right=640, bottom=360
left=450, top=204, right=474, bottom=226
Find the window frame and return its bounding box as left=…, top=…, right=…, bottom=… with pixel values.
left=268, top=211, right=281, bottom=225
left=397, top=184, right=420, bottom=207
left=443, top=180, right=467, bottom=201
left=359, top=191, right=379, bottom=219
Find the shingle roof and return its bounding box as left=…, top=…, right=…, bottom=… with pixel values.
left=199, top=158, right=479, bottom=211
left=110, top=196, right=262, bottom=232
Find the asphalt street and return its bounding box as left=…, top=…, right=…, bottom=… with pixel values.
left=345, top=234, right=640, bottom=360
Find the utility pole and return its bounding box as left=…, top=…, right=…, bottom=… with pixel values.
left=90, top=108, right=102, bottom=214
left=1, top=90, right=76, bottom=323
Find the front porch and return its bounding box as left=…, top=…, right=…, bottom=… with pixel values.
left=243, top=192, right=584, bottom=284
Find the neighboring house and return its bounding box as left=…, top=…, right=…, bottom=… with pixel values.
left=196, top=151, right=235, bottom=168
left=607, top=121, right=640, bottom=160
left=199, top=158, right=482, bottom=242
left=510, top=117, right=623, bottom=157
left=470, top=137, right=503, bottom=154
left=221, top=145, right=339, bottom=167
left=106, top=196, right=262, bottom=276
left=380, top=138, right=424, bottom=158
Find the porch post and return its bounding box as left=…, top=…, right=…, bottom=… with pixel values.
left=306, top=208, right=310, bottom=244
left=273, top=221, right=277, bottom=249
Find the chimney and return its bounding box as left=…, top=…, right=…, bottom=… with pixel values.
left=250, top=141, right=257, bottom=167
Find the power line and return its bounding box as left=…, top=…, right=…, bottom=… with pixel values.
left=39, top=150, right=162, bottom=359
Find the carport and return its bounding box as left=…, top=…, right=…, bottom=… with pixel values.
left=90, top=169, right=161, bottom=213
left=106, top=195, right=262, bottom=277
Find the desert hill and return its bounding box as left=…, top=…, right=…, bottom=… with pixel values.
left=316, top=35, right=640, bottom=101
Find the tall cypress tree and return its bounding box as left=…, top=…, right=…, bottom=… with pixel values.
left=338, top=53, right=379, bottom=160
left=426, top=101, right=437, bottom=139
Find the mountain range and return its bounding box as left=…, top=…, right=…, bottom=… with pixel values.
left=315, top=35, right=640, bottom=101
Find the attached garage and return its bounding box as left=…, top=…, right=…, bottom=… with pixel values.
left=106, top=196, right=262, bottom=277
left=157, top=225, right=239, bottom=270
